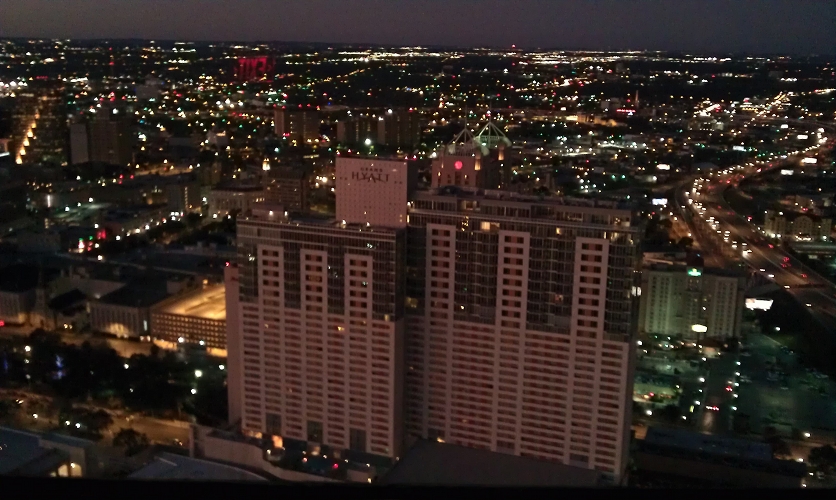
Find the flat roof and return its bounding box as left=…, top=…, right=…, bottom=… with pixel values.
left=156, top=285, right=226, bottom=320
left=129, top=452, right=267, bottom=482
left=99, top=282, right=170, bottom=308
left=644, top=427, right=772, bottom=461
left=381, top=440, right=605, bottom=487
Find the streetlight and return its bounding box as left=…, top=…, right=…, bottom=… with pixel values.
left=191, top=388, right=197, bottom=395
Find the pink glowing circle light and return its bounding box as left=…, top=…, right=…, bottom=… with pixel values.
left=454, top=160, right=463, bottom=170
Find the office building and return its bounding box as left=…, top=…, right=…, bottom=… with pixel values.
left=403, top=188, right=640, bottom=482
left=165, top=180, right=201, bottom=214
left=88, top=110, right=133, bottom=166
left=70, top=122, right=89, bottom=165
left=208, top=185, right=265, bottom=217
left=335, top=156, right=418, bottom=228
left=638, top=264, right=745, bottom=341
left=274, top=108, right=320, bottom=145
left=264, top=166, right=310, bottom=212
left=227, top=204, right=407, bottom=459
left=336, top=109, right=422, bottom=149
left=11, top=82, right=67, bottom=166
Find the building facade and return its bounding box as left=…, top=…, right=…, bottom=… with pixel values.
left=208, top=186, right=265, bottom=217
left=228, top=205, right=407, bottom=459
left=336, top=109, right=422, bottom=149
left=264, top=167, right=309, bottom=212
left=402, top=189, right=640, bottom=481
left=638, top=265, right=745, bottom=341
left=335, top=157, right=417, bottom=228
left=274, top=108, right=320, bottom=145
left=227, top=189, right=641, bottom=482
left=88, top=111, right=133, bottom=166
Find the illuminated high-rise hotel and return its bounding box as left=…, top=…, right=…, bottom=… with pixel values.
left=226, top=154, right=641, bottom=482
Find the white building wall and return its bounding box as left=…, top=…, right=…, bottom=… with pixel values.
left=335, top=157, right=409, bottom=228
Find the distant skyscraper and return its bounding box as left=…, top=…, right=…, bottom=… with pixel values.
left=336, top=109, right=422, bottom=149
left=70, top=122, right=89, bottom=165
left=89, top=109, right=132, bottom=166
left=274, top=108, right=320, bottom=145
left=11, top=82, right=67, bottom=166
left=264, top=166, right=310, bottom=213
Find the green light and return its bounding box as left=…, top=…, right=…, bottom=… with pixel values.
left=688, top=268, right=702, bottom=277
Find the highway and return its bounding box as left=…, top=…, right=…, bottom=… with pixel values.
left=675, top=138, right=836, bottom=331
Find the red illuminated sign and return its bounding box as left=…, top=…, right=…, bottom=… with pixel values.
left=235, top=56, right=275, bottom=82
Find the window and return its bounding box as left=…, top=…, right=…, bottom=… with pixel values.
left=266, top=413, right=282, bottom=436
left=350, top=428, right=367, bottom=452
left=307, top=420, right=323, bottom=442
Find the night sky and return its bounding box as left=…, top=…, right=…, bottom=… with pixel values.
left=1, top=0, right=835, bottom=54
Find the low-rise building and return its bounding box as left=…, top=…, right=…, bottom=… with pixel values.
left=208, top=185, right=264, bottom=218
left=633, top=427, right=808, bottom=488
left=765, top=210, right=832, bottom=241
left=150, top=284, right=226, bottom=355
left=0, top=264, right=39, bottom=325
left=0, top=427, right=102, bottom=478
left=90, top=283, right=170, bottom=339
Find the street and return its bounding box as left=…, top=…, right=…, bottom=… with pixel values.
left=0, top=388, right=191, bottom=447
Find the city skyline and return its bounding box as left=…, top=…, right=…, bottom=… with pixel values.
left=1, top=0, right=835, bottom=55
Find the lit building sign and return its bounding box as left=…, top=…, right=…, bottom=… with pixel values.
left=691, top=324, right=708, bottom=333
left=780, top=169, right=794, bottom=175
left=687, top=268, right=702, bottom=277
left=745, top=298, right=774, bottom=311
left=656, top=164, right=671, bottom=171
left=234, top=56, right=275, bottom=82
left=801, top=158, right=818, bottom=164
left=652, top=198, right=668, bottom=206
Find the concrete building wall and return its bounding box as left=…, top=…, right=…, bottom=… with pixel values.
left=225, top=265, right=243, bottom=427
left=404, top=225, right=634, bottom=481
left=231, top=219, right=405, bottom=460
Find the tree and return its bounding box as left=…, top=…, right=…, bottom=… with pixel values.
left=677, top=237, right=694, bottom=248
left=113, top=428, right=151, bottom=456
left=808, top=445, right=836, bottom=478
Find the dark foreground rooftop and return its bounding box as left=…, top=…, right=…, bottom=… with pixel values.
left=381, top=439, right=606, bottom=487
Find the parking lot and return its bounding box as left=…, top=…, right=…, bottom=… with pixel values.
left=736, top=332, right=836, bottom=442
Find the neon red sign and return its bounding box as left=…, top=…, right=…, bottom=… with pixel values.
left=235, top=56, right=275, bottom=82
